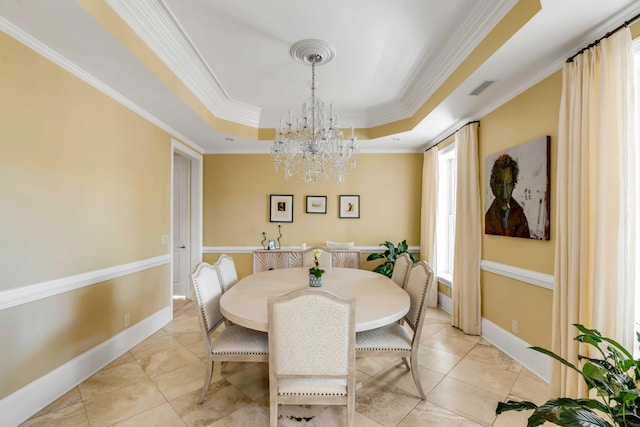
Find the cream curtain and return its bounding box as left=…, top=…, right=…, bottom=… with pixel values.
left=452, top=122, right=481, bottom=335
left=421, top=147, right=439, bottom=307
left=552, top=28, right=636, bottom=397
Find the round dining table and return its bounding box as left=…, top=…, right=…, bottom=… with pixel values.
left=220, top=267, right=410, bottom=332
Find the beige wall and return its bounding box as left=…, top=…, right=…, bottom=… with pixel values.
left=202, top=153, right=423, bottom=277
left=0, top=32, right=171, bottom=397
left=479, top=71, right=562, bottom=348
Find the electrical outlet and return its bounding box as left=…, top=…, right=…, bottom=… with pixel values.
left=511, top=319, right=518, bottom=334
left=124, top=313, right=131, bottom=328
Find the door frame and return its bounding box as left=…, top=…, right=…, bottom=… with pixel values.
left=170, top=139, right=203, bottom=308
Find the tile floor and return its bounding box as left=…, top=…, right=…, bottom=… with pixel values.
left=22, top=299, right=552, bottom=426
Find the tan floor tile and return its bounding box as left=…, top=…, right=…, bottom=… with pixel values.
left=447, top=357, right=519, bottom=397
left=417, top=344, right=463, bottom=375
left=83, top=380, right=166, bottom=427
left=208, top=403, right=269, bottom=426
left=32, top=387, right=82, bottom=418
left=356, top=377, right=422, bottom=426
left=109, top=402, right=186, bottom=427
left=374, top=361, right=444, bottom=399
left=151, top=359, right=209, bottom=401
left=163, top=315, right=200, bottom=335
left=104, top=352, right=137, bottom=370
left=79, top=361, right=148, bottom=400
left=508, top=368, right=551, bottom=405
left=221, top=362, right=269, bottom=401
left=307, top=406, right=383, bottom=426
left=427, top=376, right=502, bottom=427
left=398, top=401, right=483, bottom=427
left=464, top=344, right=522, bottom=373
left=356, top=356, right=395, bottom=377
left=20, top=402, right=89, bottom=427
left=172, top=331, right=202, bottom=347
left=170, top=378, right=253, bottom=427
left=130, top=335, right=182, bottom=360
left=137, top=344, right=202, bottom=377
left=422, top=329, right=479, bottom=357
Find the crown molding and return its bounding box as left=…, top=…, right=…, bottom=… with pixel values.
left=366, top=0, right=518, bottom=128
left=107, top=0, right=261, bottom=127
left=0, top=16, right=205, bottom=153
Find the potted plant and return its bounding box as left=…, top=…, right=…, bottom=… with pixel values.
left=496, top=324, right=640, bottom=426
left=309, top=248, right=325, bottom=287
left=366, top=240, right=418, bottom=278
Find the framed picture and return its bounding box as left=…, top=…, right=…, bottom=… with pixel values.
left=339, top=195, right=360, bottom=219
left=270, top=194, right=294, bottom=222
left=484, top=135, right=550, bottom=240
left=306, top=195, right=327, bottom=214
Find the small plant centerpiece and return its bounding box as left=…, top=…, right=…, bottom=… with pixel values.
left=309, top=248, right=325, bottom=287
left=496, top=324, right=640, bottom=426
left=366, top=240, right=418, bottom=278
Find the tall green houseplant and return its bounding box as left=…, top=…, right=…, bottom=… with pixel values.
left=366, top=240, right=418, bottom=278
left=496, top=324, right=640, bottom=426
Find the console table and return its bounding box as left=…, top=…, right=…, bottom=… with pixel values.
left=253, top=248, right=360, bottom=273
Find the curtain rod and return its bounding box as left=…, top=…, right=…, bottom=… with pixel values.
left=425, top=120, right=480, bottom=152
left=567, top=11, right=640, bottom=63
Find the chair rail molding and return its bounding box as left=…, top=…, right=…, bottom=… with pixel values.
left=480, top=260, right=554, bottom=290
left=202, top=245, right=421, bottom=254
left=0, top=254, right=171, bottom=310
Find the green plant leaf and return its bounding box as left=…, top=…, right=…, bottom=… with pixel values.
left=496, top=400, right=538, bottom=414
left=366, top=253, right=383, bottom=261
left=556, top=407, right=612, bottom=427
left=529, top=346, right=582, bottom=374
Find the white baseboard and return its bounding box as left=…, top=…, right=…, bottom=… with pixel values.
left=436, top=293, right=550, bottom=383
left=438, top=292, right=452, bottom=314
left=481, top=317, right=551, bottom=383
left=1, top=306, right=172, bottom=427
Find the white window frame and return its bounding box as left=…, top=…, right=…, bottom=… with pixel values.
left=436, top=144, right=456, bottom=287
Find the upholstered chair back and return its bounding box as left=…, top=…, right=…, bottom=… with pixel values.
left=214, top=254, right=238, bottom=293
left=404, top=260, right=434, bottom=331
left=301, top=247, right=332, bottom=269
left=391, top=252, right=412, bottom=289
left=269, top=289, right=354, bottom=377
left=191, top=262, right=224, bottom=334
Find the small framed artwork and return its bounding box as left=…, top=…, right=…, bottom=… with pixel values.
left=339, top=195, right=360, bottom=219
left=306, top=196, right=327, bottom=214
left=270, top=194, right=294, bottom=222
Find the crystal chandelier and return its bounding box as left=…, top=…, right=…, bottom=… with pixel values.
left=272, top=40, right=358, bottom=183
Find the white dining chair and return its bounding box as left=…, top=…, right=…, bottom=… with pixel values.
left=214, top=254, right=238, bottom=293
left=268, top=289, right=356, bottom=427
left=391, top=252, right=412, bottom=289
left=191, top=262, right=268, bottom=404
left=355, top=260, right=434, bottom=399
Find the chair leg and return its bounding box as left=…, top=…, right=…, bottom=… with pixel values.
left=402, top=357, right=410, bottom=370
left=410, top=356, right=426, bottom=399
left=347, top=394, right=355, bottom=427
left=270, top=394, right=278, bottom=427
left=197, top=360, right=215, bottom=404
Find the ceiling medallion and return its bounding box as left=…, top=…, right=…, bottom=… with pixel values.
left=272, top=40, right=358, bottom=183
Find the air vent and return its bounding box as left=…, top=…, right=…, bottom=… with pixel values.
left=469, top=80, right=495, bottom=96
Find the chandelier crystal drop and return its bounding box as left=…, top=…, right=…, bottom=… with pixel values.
left=272, top=41, right=358, bottom=183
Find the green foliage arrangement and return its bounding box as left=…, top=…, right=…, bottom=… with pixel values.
left=366, top=240, right=418, bottom=278
left=496, top=324, right=640, bottom=426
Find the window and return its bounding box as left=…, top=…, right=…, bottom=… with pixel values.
left=436, top=144, right=456, bottom=285
left=633, top=40, right=640, bottom=354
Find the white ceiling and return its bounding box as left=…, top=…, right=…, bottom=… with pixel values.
left=1, top=0, right=639, bottom=153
